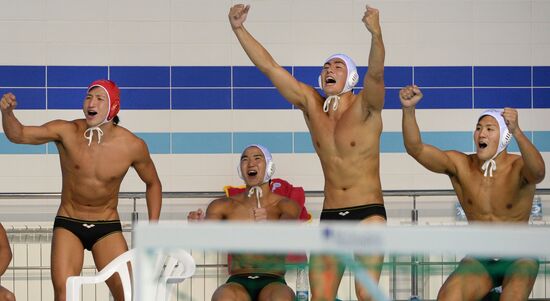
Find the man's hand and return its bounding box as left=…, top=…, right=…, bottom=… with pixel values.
left=253, top=208, right=267, bottom=222
left=0, top=93, right=17, bottom=113
left=362, top=5, right=381, bottom=36
left=187, top=208, right=205, bottom=222
left=229, top=4, right=250, bottom=30
left=502, top=107, right=519, bottom=135
left=400, top=85, right=423, bottom=108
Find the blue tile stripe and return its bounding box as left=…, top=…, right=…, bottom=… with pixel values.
left=3, top=131, right=549, bottom=154
left=2, top=65, right=549, bottom=110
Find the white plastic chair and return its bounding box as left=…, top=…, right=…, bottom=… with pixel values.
left=66, top=248, right=196, bottom=301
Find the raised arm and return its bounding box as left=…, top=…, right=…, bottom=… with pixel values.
left=0, top=224, right=12, bottom=276
left=502, top=108, right=545, bottom=184
left=1, top=93, right=64, bottom=144
left=132, top=138, right=162, bottom=221
left=401, top=85, right=458, bottom=175
left=229, top=4, right=311, bottom=110
left=357, top=6, right=385, bottom=111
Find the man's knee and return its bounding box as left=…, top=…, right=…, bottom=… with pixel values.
left=212, top=284, right=250, bottom=301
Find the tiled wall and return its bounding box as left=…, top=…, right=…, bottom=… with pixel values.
left=0, top=0, right=549, bottom=194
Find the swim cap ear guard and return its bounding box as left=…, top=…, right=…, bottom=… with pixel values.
left=237, top=144, right=275, bottom=184
left=478, top=109, right=512, bottom=177
left=318, top=53, right=359, bottom=94
left=87, top=79, right=120, bottom=122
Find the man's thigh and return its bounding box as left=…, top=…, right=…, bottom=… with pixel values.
left=501, top=258, right=539, bottom=300
left=438, top=258, right=493, bottom=301
left=51, top=228, right=85, bottom=295
left=91, top=232, right=129, bottom=301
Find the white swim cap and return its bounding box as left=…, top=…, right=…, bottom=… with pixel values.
left=237, top=144, right=275, bottom=184
left=478, top=109, right=512, bottom=177
left=318, top=54, right=360, bottom=112
left=318, top=53, right=359, bottom=95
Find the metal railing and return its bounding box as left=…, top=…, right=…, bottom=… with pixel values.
left=1, top=189, right=550, bottom=301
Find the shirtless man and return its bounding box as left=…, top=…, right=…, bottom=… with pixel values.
left=0, top=80, right=162, bottom=301
left=188, top=144, right=301, bottom=301
left=400, top=85, right=545, bottom=300
left=0, top=223, right=15, bottom=301
left=229, top=4, right=386, bottom=301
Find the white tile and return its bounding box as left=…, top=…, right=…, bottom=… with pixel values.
left=474, top=22, right=531, bottom=44
left=384, top=43, right=416, bottom=66
left=0, top=0, right=46, bottom=20
left=244, top=22, right=293, bottom=44
left=171, top=21, right=233, bottom=44
left=533, top=44, right=550, bottom=65
left=296, top=44, right=374, bottom=67
left=109, top=43, right=171, bottom=66
left=231, top=110, right=298, bottom=132
left=230, top=43, right=294, bottom=66
left=117, top=110, right=171, bottom=132
left=165, top=154, right=236, bottom=177
left=0, top=21, right=46, bottom=43
left=533, top=0, right=550, bottom=22
left=380, top=22, right=416, bottom=45
left=242, top=0, right=293, bottom=22
left=108, top=0, right=171, bottom=21
left=171, top=43, right=232, bottom=66
left=474, top=44, right=532, bottom=66
left=414, top=0, right=474, bottom=23
left=44, top=110, right=83, bottom=122
left=170, top=110, right=232, bottom=132
left=357, top=0, right=415, bottom=23
left=0, top=155, right=60, bottom=177
left=292, top=22, right=356, bottom=45
left=532, top=109, right=550, bottom=131
left=414, top=43, right=474, bottom=66
left=291, top=0, right=351, bottom=22
left=109, top=21, right=170, bottom=44
left=533, top=23, right=550, bottom=44
left=415, top=22, right=473, bottom=45
left=414, top=109, right=479, bottom=132
left=474, top=0, right=532, bottom=23
left=171, top=0, right=232, bottom=22
left=275, top=154, right=323, bottom=176
left=45, top=0, right=109, bottom=21
left=46, top=21, right=109, bottom=43
left=0, top=43, right=47, bottom=65
left=46, top=42, right=110, bottom=66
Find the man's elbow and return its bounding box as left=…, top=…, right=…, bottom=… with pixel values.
left=533, top=168, right=546, bottom=184
left=404, top=143, right=422, bottom=159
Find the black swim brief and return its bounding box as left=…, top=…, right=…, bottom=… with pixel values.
left=226, top=273, right=287, bottom=301
left=53, top=216, right=122, bottom=251
left=476, top=257, right=540, bottom=288
left=320, top=204, right=387, bottom=221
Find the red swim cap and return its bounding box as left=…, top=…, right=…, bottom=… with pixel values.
left=87, top=79, right=120, bottom=121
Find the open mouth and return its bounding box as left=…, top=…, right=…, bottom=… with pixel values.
left=87, top=110, right=98, bottom=117
left=325, top=77, right=336, bottom=84
left=478, top=142, right=488, bottom=149
left=247, top=170, right=258, bottom=177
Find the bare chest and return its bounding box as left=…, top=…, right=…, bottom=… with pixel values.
left=58, top=141, right=132, bottom=181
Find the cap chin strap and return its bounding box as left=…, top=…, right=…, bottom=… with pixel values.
left=84, top=119, right=109, bottom=146
left=323, top=95, right=341, bottom=112
left=248, top=186, right=263, bottom=208
left=481, top=152, right=500, bottom=177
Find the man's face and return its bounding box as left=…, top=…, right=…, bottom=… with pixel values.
left=320, top=58, right=348, bottom=96
left=474, top=115, right=500, bottom=161
left=240, top=146, right=266, bottom=186
left=83, top=86, right=109, bottom=127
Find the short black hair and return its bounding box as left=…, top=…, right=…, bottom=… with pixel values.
left=113, top=116, right=120, bottom=125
